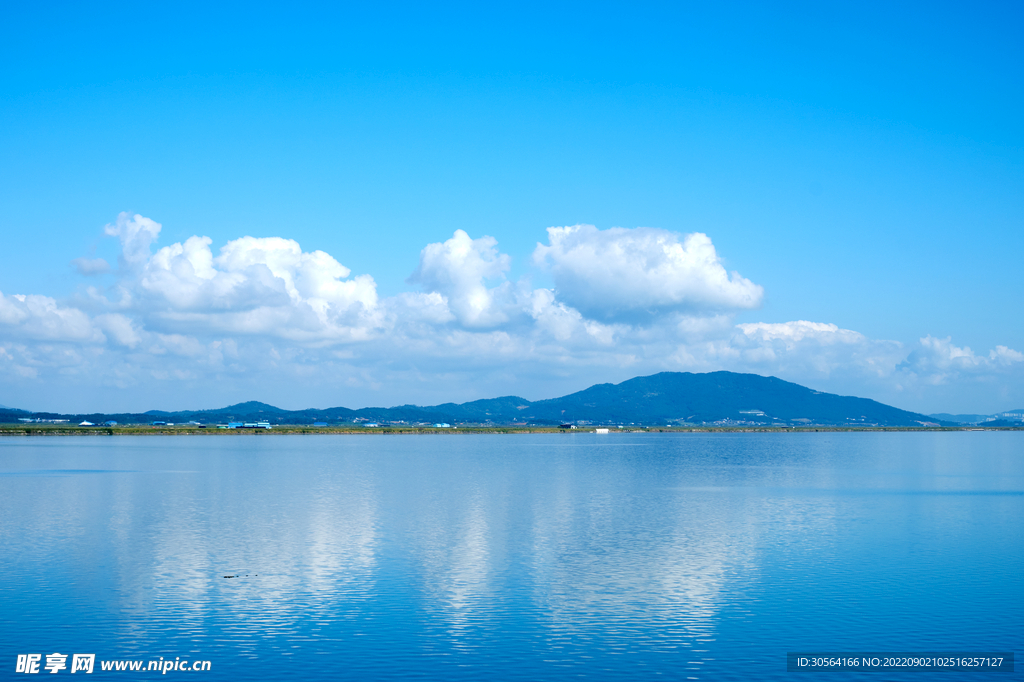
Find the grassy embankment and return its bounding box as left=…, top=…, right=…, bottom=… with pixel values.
left=0, top=423, right=1012, bottom=436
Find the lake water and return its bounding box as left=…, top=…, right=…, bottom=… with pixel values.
left=1, top=432, right=1020, bottom=680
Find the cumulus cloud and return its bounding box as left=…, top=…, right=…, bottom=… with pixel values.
left=104, top=212, right=162, bottom=269
left=2, top=213, right=1020, bottom=415
left=118, top=230, right=381, bottom=342
left=408, top=230, right=517, bottom=328
left=384, top=292, right=456, bottom=329
left=0, top=291, right=103, bottom=343
left=700, top=324, right=1024, bottom=411
left=528, top=288, right=621, bottom=344
left=93, top=313, right=142, bottom=348
left=533, top=225, right=763, bottom=320
left=899, top=335, right=1024, bottom=384
left=731, top=321, right=905, bottom=378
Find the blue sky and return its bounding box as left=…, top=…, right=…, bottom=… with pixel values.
left=1, top=1, right=1022, bottom=414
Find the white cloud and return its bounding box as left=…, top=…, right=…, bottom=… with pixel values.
left=104, top=212, right=162, bottom=269
left=94, top=313, right=142, bottom=348
left=533, top=225, right=763, bottom=320
left=729, top=322, right=1024, bottom=389
left=386, top=292, right=455, bottom=326
left=707, top=324, right=1024, bottom=412
left=528, top=288, right=621, bottom=344
left=408, top=230, right=517, bottom=328
left=991, top=345, right=1024, bottom=365
left=738, top=320, right=861, bottom=345
left=899, top=335, right=1024, bottom=384
left=126, top=233, right=380, bottom=342
left=733, top=321, right=904, bottom=378
left=2, top=213, right=1019, bottom=415
left=0, top=344, right=39, bottom=379
left=0, top=291, right=103, bottom=343
left=151, top=333, right=208, bottom=358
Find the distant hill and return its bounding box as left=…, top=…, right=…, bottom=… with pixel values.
left=931, top=409, right=1024, bottom=425
left=1, top=371, right=962, bottom=427
left=443, top=372, right=945, bottom=427
left=930, top=413, right=991, bottom=424
left=144, top=401, right=289, bottom=417
left=972, top=419, right=1022, bottom=428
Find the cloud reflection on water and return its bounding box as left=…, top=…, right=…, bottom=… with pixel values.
left=5, top=433, right=946, bottom=679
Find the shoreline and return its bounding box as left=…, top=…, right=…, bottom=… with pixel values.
left=1, top=424, right=1020, bottom=436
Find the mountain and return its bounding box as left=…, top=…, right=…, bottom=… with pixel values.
left=974, top=419, right=1022, bottom=428
left=931, top=409, right=1024, bottom=425
left=144, top=401, right=290, bottom=417
left=2, top=371, right=960, bottom=427
left=436, top=372, right=945, bottom=426
left=930, top=413, right=991, bottom=424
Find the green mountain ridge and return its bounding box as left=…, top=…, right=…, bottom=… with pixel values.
left=1, top=371, right=961, bottom=427
left=931, top=409, right=1024, bottom=425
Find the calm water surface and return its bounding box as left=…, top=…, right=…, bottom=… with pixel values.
left=1, top=432, right=1020, bottom=680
